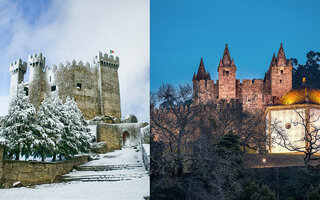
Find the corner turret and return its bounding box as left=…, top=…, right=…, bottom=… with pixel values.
left=193, top=58, right=211, bottom=81
left=218, top=43, right=237, bottom=100
left=28, top=52, right=46, bottom=109
left=95, top=51, right=121, bottom=118
left=268, top=43, right=293, bottom=99
left=9, top=59, right=27, bottom=101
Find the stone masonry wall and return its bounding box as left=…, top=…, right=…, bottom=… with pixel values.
left=100, top=66, right=121, bottom=118
left=9, top=52, right=121, bottom=120
left=241, top=79, right=266, bottom=111
left=52, top=65, right=101, bottom=119
left=271, top=66, right=292, bottom=99
left=0, top=146, right=88, bottom=187
left=97, top=123, right=148, bottom=151
left=218, top=66, right=237, bottom=100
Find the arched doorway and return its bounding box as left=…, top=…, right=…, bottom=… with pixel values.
left=123, top=132, right=130, bottom=146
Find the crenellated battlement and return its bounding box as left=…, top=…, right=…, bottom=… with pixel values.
left=9, top=59, right=27, bottom=75
left=93, top=51, right=119, bottom=68
left=45, top=60, right=97, bottom=74
left=192, top=43, right=292, bottom=112
left=28, top=53, right=46, bottom=67
left=9, top=50, right=121, bottom=119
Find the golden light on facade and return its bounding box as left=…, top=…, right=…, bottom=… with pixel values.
left=278, top=88, right=320, bottom=105
left=262, top=158, right=266, bottom=163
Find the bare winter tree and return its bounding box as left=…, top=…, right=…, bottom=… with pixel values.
left=151, top=83, right=198, bottom=178
left=270, top=109, right=320, bottom=165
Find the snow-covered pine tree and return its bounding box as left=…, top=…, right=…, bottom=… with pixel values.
left=36, top=94, right=64, bottom=161
left=0, top=84, right=40, bottom=160
left=64, top=96, right=93, bottom=154
left=50, top=93, right=75, bottom=161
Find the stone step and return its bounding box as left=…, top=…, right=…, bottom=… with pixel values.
left=59, top=172, right=148, bottom=182
left=76, top=164, right=144, bottom=171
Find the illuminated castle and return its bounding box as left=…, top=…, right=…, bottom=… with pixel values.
left=192, top=43, right=293, bottom=112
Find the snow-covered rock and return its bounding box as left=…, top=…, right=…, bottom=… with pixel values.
left=122, top=114, right=138, bottom=123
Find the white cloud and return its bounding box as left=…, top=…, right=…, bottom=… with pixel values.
left=0, top=0, right=150, bottom=122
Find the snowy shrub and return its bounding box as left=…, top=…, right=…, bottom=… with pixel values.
left=0, top=85, right=40, bottom=160
left=0, top=85, right=94, bottom=161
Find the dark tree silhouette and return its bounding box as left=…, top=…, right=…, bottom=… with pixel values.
left=291, top=51, right=320, bottom=88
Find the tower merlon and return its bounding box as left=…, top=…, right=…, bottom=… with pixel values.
left=28, top=52, right=46, bottom=66
left=93, top=51, right=120, bottom=67
left=9, top=59, right=27, bottom=75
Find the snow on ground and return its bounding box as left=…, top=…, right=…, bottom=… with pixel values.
left=0, top=178, right=149, bottom=200
left=83, top=148, right=141, bottom=166
left=0, top=148, right=150, bottom=200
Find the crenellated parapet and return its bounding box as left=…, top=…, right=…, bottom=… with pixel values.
left=9, top=50, right=121, bottom=119
left=93, top=52, right=119, bottom=69
left=45, top=60, right=96, bottom=74
left=9, top=59, right=27, bottom=75
left=28, top=53, right=46, bottom=67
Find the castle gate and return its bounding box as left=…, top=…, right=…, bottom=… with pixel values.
left=123, top=132, right=130, bottom=146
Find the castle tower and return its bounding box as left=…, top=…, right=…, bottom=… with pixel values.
left=9, top=59, right=27, bottom=101
left=269, top=43, right=293, bottom=99
left=218, top=44, right=237, bottom=100
left=94, top=52, right=121, bottom=118
left=192, top=58, right=212, bottom=104
left=28, top=53, right=46, bottom=109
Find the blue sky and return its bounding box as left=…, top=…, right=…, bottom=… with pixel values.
left=151, top=0, right=320, bottom=91
left=0, top=0, right=150, bottom=121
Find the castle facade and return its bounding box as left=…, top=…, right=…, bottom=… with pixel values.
left=9, top=52, right=121, bottom=119
left=192, top=44, right=293, bottom=111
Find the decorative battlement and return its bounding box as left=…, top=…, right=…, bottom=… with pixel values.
left=93, top=51, right=119, bottom=68
left=9, top=59, right=27, bottom=75
left=28, top=53, right=46, bottom=67
left=47, top=60, right=95, bottom=73
left=242, top=79, right=264, bottom=86
left=192, top=43, right=292, bottom=112
left=9, top=50, right=121, bottom=119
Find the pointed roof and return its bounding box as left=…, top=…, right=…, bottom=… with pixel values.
left=277, top=43, right=287, bottom=65
left=193, top=58, right=211, bottom=81
left=269, top=43, right=291, bottom=67
left=222, top=44, right=231, bottom=66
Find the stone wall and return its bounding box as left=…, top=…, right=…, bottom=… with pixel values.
left=9, top=52, right=121, bottom=120
left=0, top=146, right=88, bottom=187
left=97, top=122, right=148, bottom=151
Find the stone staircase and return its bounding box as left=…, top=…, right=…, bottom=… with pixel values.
left=59, top=147, right=149, bottom=183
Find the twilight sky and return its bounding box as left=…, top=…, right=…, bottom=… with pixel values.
left=0, top=0, right=150, bottom=122
left=151, top=0, right=320, bottom=91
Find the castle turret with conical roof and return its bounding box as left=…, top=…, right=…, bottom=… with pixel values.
left=193, top=58, right=211, bottom=81
left=218, top=44, right=237, bottom=100
left=267, top=43, right=293, bottom=99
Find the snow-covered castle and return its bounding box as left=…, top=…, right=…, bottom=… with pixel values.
left=9, top=52, right=121, bottom=119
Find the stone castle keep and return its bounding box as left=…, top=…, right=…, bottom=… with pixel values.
left=192, top=43, right=293, bottom=111
left=9, top=52, right=121, bottom=119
